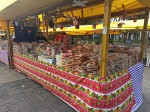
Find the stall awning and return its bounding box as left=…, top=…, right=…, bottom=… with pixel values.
left=0, top=0, right=149, bottom=20
left=110, top=19, right=150, bottom=29
left=56, top=0, right=147, bottom=23
left=0, top=0, right=72, bottom=19
left=47, top=19, right=150, bottom=35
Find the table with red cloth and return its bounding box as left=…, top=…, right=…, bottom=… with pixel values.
left=13, top=53, right=137, bottom=112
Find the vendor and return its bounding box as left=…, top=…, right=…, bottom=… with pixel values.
left=36, top=32, right=47, bottom=43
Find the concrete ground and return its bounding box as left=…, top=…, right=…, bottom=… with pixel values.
left=0, top=62, right=149, bottom=112
left=0, top=63, right=26, bottom=84
left=137, top=67, right=150, bottom=112
left=0, top=63, right=76, bottom=112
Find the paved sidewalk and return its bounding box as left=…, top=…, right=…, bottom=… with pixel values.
left=0, top=78, right=76, bottom=112
left=0, top=63, right=75, bottom=112
left=137, top=67, right=150, bottom=112
left=0, top=62, right=149, bottom=112
left=0, top=63, right=26, bottom=84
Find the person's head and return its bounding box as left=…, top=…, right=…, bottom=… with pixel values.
left=39, top=32, right=43, bottom=37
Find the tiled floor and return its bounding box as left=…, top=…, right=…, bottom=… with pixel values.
left=0, top=62, right=149, bottom=112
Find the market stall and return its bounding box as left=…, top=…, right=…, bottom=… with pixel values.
left=12, top=24, right=143, bottom=112
left=1, top=0, right=149, bottom=112
left=12, top=24, right=143, bottom=111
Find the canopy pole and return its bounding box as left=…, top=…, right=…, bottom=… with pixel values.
left=100, top=0, right=112, bottom=78
left=140, top=9, right=149, bottom=62
left=46, top=24, right=49, bottom=38
left=43, top=25, right=45, bottom=32
left=5, top=19, right=13, bottom=69
left=145, top=31, right=149, bottom=58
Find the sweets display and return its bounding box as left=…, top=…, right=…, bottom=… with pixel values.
left=13, top=41, right=140, bottom=76
left=64, top=44, right=101, bottom=75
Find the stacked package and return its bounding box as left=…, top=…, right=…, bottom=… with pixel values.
left=63, top=44, right=101, bottom=75
left=56, top=54, right=63, bottom=66
left=127, top=48, right=140, bottom=67
left=67, top=45, right=86, bottom=73
left=62, top=50, right=73, bottom=67
left=112, top=46, right=140, bottom=67
left=107, top=53, right=129, bottom=75
left=81, top=54, right=99, bottom=75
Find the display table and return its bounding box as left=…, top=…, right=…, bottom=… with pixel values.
left=0, top=50, right=9, bottom=66
left=13, top=53, right=143, bottom=112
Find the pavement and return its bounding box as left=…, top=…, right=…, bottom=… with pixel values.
left=0, top=63, right=76, bottom=112
left=0, top=62, right=149, bottom=112
left=136, top=67, right=150, bottom=112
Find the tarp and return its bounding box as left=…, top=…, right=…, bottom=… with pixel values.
left=0, top=0, right=149, bottom=20
left=110, top=19, right=150, bottom=29
left=47, top=19, right=150, bottom=35
left=56, top=0, right=146, bottom=23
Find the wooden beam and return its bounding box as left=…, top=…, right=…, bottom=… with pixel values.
left=81, top=8, right=84, bottom=18
left=140, top=9, right=149, bottom=61
left=5, top=20, right=13, bottom=69
left=45, top=19, right=49, bottom=38
left=100, top=0, right=112, bottom=78
left=46, top=25, right=49, bottom=38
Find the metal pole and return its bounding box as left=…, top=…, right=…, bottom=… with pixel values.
left=5, top=19, right=13, bottom=68
left=140, top=9, right=149, bottom=62
left=100, top=0, right=112, bottom=78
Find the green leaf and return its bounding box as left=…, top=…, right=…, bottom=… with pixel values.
left=90, top=92, right=94, bottom=97
left=94, top=76, right=99, bottom=81
left=106, top=77, right=109, bottom=82
left=114, top=73, right=118, bottom=77
left=106, top=86, right=108, bottom=90
left=90, top=84, right=93, bottom=87
left=91, top=109, right=95, bottom=112
left=110, top=95, right=113, bottom=99
left=98, top=95, right=102, bottom=100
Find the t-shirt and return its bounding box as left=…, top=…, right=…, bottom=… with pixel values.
left=36, top=36, right=47, bottom=43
